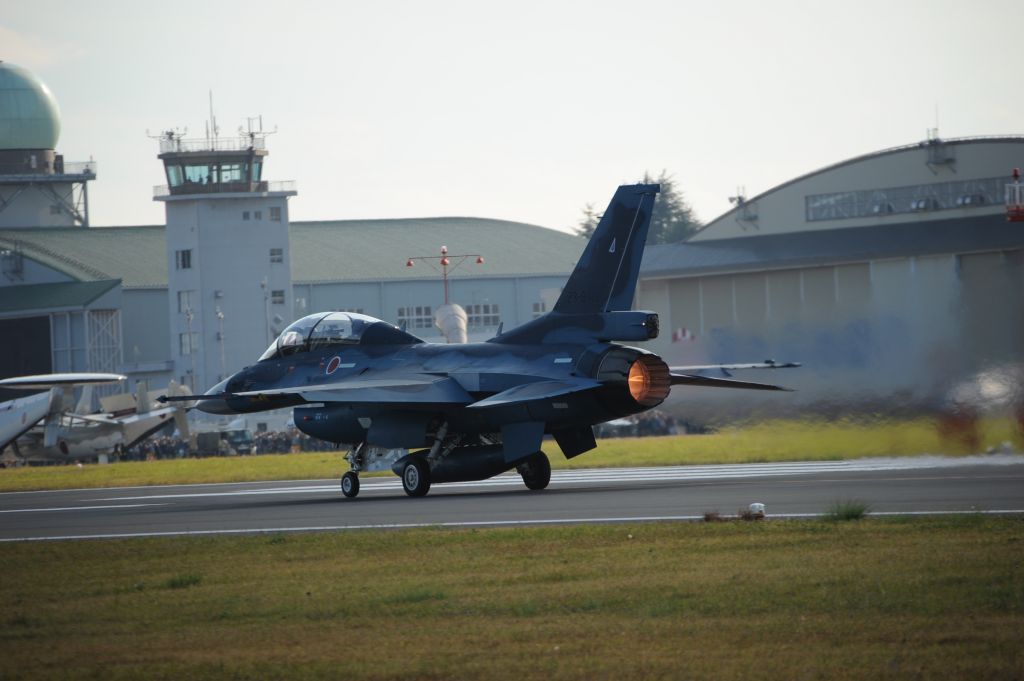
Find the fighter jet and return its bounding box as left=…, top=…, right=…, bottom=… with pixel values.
left=172, top=184, right=797, bottom=497
left=0, top=374, right=190, bottom=463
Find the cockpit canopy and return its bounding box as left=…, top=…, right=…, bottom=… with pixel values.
left=258, top=312, right=419, bottom=361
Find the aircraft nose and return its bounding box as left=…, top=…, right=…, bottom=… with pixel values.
left=196, top=378, right=233, bottom=415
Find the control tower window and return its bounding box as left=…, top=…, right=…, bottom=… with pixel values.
left=184, top=165, right=211, bottom=184
left=220, top=163, right=244, bottom=183
left=270, top=207, right=281, bottom=221
left=167, top=165, right=184, bottom=187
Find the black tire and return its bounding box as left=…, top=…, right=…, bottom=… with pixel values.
left=341, top=471, right=360, bottom=498
left=518, top=451, right=551, bottom=490
left=401, top=458, right=431, bottom=497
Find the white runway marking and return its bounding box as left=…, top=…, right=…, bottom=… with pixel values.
left=3, top=509, right=1023, bottom=542
left=0, top=503, right=166, bottom=514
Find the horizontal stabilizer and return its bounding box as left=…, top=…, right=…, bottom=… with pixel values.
left=467, top=379, right=601, bottom=410
left=670, top=373, right=792, bottom=391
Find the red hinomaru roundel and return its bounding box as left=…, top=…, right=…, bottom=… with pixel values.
left=325, top=356, right=342, bottom=375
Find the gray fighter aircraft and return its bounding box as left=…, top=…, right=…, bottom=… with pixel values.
left=168, top=184, right=797, bottom=497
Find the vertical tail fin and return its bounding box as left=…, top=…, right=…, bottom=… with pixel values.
left=554, top=184, right=660, bottom=313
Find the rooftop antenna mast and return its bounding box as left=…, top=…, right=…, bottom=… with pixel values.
left=206, top=90, right=220, bottom=145
left=239, top=115, right=278, bottom=146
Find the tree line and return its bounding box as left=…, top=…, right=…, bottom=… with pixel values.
left=574, top=170, right=701, bottom=244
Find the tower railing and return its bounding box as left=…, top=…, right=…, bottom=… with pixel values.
left=153, top=180, right=296, bottom=197
left=158, top=136, right=267, bottom=154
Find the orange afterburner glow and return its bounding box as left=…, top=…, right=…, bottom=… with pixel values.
left=628, top=360, right=651, bottom=402
left=625, top=355, right=671, bottom=407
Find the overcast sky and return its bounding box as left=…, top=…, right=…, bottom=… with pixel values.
left=3, top=0, right=1022, bottom=233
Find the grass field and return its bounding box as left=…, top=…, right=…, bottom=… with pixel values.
left=0, top=516, right=1021, bottom=680
left=1, top=417, right=1019, bottom=493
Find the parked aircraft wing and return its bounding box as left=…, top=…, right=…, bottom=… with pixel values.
left=236, top=374, right=474, bottom=405
left=0, top=373, right=126, bottom=390
left=669, top=373, right=792, bottom=391
left=466, top=379, right=602, bottom=410
left=0, top=374, right=126, bottom=451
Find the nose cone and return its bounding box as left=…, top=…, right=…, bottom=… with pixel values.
left=196, top=378, right=234, bottom=415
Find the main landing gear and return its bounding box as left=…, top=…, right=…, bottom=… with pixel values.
left=341, top=471, right=360, bottom=498
left=401, top=458, right=431, bottom=497
left=517, top=451, right=551, bottom=491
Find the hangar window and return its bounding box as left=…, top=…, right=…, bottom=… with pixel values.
left=466, top=303, right=500, bottom=328
left=532, top=301, right=548, bottom=318
left=806, top=176, right=1003, bottom=221
left=271, top=290, right=285, bottom=305
left=397, top=305, right=433, bottom=330
left=270, top=207, right=282, bottom=221
left=270, top=248, right=284, bottom=263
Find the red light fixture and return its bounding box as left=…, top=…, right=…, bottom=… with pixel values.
left=476, top=256, right=484, bottom=264
left=406, top=259, right=414, bottom=267
left=440, top=257, right=450, bottom=266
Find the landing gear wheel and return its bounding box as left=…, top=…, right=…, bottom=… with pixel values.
left=401, top=458, right=431, bottom=497
left=518, top=451, right=551, bottom=490
left=341, top=471, right=360, bottom=498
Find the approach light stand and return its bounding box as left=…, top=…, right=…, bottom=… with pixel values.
left=405, top=245, right=485, bottom=305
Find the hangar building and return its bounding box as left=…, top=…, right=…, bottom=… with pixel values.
left=638, top=135, right=1024, bottom=420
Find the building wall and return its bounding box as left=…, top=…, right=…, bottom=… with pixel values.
left=637, top=248, right=1024, bottom=422
left=164, top=194, right=293, bottom=391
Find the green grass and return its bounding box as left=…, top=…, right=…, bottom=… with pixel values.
left=823, top=499, right=871, bottom=521
left=0, top=517, right=1021, bottom=680
left=1, top=417, right=1020, bottom=492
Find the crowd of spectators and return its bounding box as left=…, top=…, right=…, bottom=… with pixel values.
left=121, top=429, right=338, bottom=461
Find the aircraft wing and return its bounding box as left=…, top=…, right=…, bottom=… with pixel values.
left=235, top=374, right=474, bottom=405
left=0, top=392, right=54, bottom=451
left=467, top=379, right=602, bottom=410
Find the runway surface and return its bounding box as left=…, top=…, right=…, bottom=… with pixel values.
left=2, top=454, right=1023, bottom=541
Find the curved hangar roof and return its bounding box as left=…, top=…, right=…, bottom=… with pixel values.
left=0, top=217, right=582, bottom=289
left=0, top=62, right=61, bottom=151
left=643, top=136, right=1024, bottom=279
left=689, top=136, right=1024, bottom=242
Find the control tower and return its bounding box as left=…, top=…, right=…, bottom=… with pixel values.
left=0, top=62, right=96, bottom=228
left=154, top=120, right=297, bottom=394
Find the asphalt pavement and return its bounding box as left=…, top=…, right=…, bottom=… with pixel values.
left=2, top=455, right=1022, bottom=541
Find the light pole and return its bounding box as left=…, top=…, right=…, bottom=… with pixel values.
left=184, top=307, right=197, bottom=393
left=216, top=306, right=226, bottom=381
